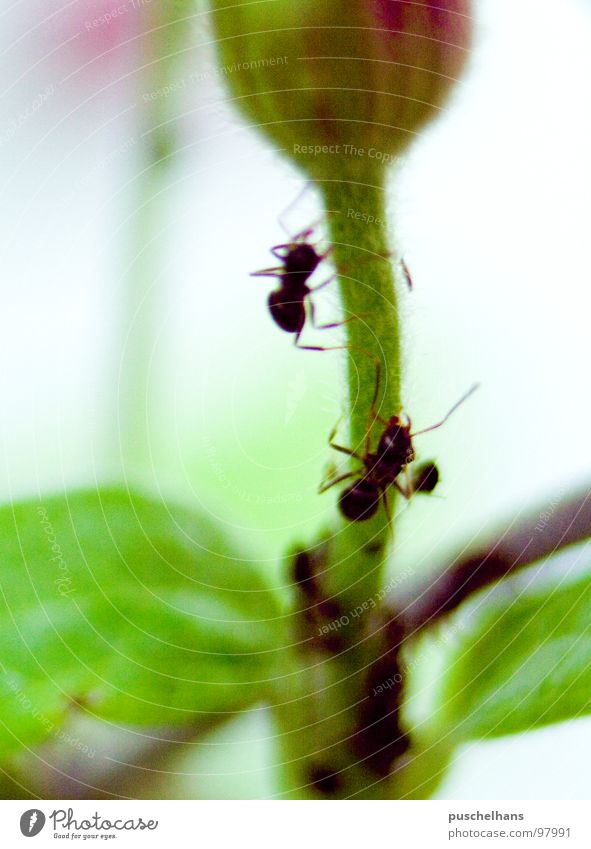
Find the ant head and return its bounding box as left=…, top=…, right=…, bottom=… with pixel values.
left=339, top=479, right=380, bottom=522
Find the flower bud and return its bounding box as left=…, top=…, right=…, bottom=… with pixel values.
left=209, top=0, right=472, bottom=180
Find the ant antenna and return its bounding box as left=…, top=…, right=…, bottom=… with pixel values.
left=278, top=182, right=315, bottom=235
left=413, top=383, right=480, bottom=436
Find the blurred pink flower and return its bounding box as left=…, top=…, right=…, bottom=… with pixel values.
left=38, top=0, right=149, bottom=79
left=371, top=0, right=473, bottom=82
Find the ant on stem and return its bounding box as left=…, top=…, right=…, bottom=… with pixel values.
left=319, top=365, right=478, bottom=521
left=251, top=226, right=345, bottom=349
left=251, top=216, right=387, bottom=349
left=252, top=177, right=412, bottom=348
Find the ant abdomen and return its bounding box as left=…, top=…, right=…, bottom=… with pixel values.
left=339, top=479, right=381, bottom=522
left=267, top=290, right=306, bottom=334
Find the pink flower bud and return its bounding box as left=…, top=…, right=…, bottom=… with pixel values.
left=210, top=0, right=473, bottom=179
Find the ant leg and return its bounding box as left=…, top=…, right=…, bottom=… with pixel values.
left=364, top=360, right=391, bottom=450
left=271, top=244, right=294, bottom=260
left=273, top=231, right=331, bottom=264
left=306, top=292, right=364, bottom=334
left=270, top=242, right=298, bottom=260
left=325, top=417, right=365, bottom=463
left=278, top=184, right=314, bottom=235
left=307, top=292, right=376, bottom=340
left=293, top=325, right=336, bottom=352
left=293, top=336, right=351, bottom=353
left=292, top=210, right=338, bottom=244
left=329, top=438, right=364, bottom=462
left=403, top=466, right=414, bottom=498
left=394, top=479, right=412, bottom=501
left=295, top=342, right=336, bottom=352
left=315, top=316, right=361, bottom=331
left=318, top=471, right=357, bottom=495
left=308, top=273, right=336, bottom=294
left=381, top=490, right=395, bottom=538
left=373, top=413, right=390, bottom=428
left=318, top=419, right=364, bottom=493
left=271, top=228, right=316, bottom=260
left=292, top=314, right=366, bottom=354
left=299, top=319, right=380, bottom=372
left=292, top=226, right=316, bottom=244
left=329, top=443, right=363, bottom=461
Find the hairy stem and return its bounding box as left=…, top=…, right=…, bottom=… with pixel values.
left=321, top=176, right=403, bottom=611
left=274, top=175, right=408, bottom=800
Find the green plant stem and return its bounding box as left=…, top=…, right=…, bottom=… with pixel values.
left=321, top=176, right=403, bottom=612
left=274, top=174, right=407, bottom=800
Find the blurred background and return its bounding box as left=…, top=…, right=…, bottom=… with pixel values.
left=1, top=0, right=591, bottom=798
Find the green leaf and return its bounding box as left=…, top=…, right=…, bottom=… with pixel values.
left=0, top=488, right=284, bottom=757
left=430, top=557, right=591, bottom=740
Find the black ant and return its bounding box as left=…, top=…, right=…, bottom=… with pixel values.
left=251, top=227, right=344, bottom=349
left=319, top=367, right=478, bottom=522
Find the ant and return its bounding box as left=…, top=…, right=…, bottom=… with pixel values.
left=251, top=227, right=344, bottom=349
left=319, top=366, right=478, bottom=522
left=252, top=189, right=412, bottom=348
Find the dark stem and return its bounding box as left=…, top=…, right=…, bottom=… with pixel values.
left=400, top=482, right=591, bottom=633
